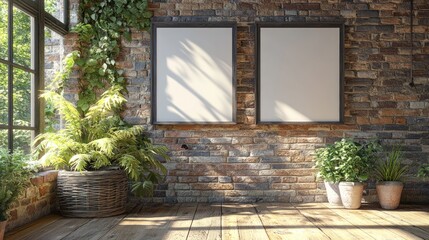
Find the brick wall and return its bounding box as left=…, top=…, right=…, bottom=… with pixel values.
left=6, top=171, right=58, bottom=231
left=66, top=0, right=429, bottom=203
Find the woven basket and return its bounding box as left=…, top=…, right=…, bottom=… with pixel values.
left=57, top=169, right=128, bottom=218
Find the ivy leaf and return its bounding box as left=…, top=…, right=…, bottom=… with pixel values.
left=75, top=59, right=85, bottom=67
left=143, top=11, right=152, bottom=18
left=123, top=31, right=131, bottom=41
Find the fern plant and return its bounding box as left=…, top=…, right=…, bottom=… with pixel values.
left=33, top=86, right=169, bottom=197
left=375, top=147, right=408, bottom=182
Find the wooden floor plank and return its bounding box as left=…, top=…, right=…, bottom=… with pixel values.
left=255, top=203, right=329, bottom=240
left=378, top=208, right=429, bottom=235
left=152, top=203, right=197, bottom=240
left=100, top=204, right=180, bottom=240
left=5, top=203, right=429, bottom=240
left=349, top=205, right=424, bottom=240
left=221, top=204, right=269, bottom=240
left=295, top=203, right=375, bottom=240
left=62, top=215, right=125, bottom=240
left=5, top=215, right=63, bottom=240
left=8, top=218, right=90, bottom=240
left=187, top=203, right=221, bottom=240
left=360, top=207, right=429, bottom=240
left=327, top=204, right=408, bottom=240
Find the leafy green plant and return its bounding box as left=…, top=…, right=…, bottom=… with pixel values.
left=0, top=148, right=32, bottom=221
left=315, top=143, right=343, bottom=183
left=418, top=164, right=429, bottom=178
left=375, top=147, right=408, bottom=181
left=33, top=86, right=169, bottom=197
left=35, top=0, right=164, bottom=197
left=315, top=139, right=381, bottom=183
left=50, top=0, right=152, bottom=113
left=338, top=139, right=381, bottom=182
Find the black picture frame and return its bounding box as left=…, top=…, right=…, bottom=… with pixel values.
left=255, top=22, right=345, bottom=124
left=151, top=22, right=237, bottom=125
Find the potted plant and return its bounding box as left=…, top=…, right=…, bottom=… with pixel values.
left=315, top=142, right=345, bottom=205
left=0, top=148, right=32, bottom=239
left=336, top=139, right=380, bottom=209
left=375, top=147, right=407, bottom=210
left=418, top=164, right=429, bottom=178
left=33, top=87, right=169, bottom=217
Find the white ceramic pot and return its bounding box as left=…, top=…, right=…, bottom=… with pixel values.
left=376, top=181, right=404, bottom=210
left=324, top=181, right=342, bottom=206
left=339, top=182, right=364, bottom=209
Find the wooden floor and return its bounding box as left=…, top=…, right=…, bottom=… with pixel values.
left=5, top=203, right=429, bottom=240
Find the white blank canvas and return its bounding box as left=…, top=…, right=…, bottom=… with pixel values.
left=259, top=27, right=341, bottom=123
left=155, top=27, right=234, bottom=123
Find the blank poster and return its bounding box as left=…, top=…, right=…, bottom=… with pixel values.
left=258, top=25, right=343, bottom=123
left=153, top=24, right=236, bottom=124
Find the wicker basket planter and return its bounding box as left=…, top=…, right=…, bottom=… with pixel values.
left=57, top=169, right=128, bottom=218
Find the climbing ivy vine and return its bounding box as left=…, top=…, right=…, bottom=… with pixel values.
left=53, top=0, right=152, bottom=113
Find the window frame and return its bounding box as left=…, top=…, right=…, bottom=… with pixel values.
left=0, top=0, right=69, bottom=152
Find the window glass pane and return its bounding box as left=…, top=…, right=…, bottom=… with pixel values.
left=0, top=0, right=8, bottom=60
left=44, top=27, right=64, bottom=131
left=0, top=63, right=7, bottom=125
left=45, top=0, right=64, bottom=23
left=13, top=129, right=32, bottom=154
left=0, top=129, right=7, bottom=149
left=13, top=6, right=34, bottom=68
left=13, top=68, right=33, bottom=126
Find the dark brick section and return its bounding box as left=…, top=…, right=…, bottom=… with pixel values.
left=62, top=0, right=429, bottom=203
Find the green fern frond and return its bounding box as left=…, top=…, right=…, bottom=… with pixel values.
left=88, top=137, right=116, bottom=156
left=131, top=180, right=154, bottom=198
left=91, top=152, right=111, bottom=169
left=118, top=154, right=141, bottom=181
left=86, top=85, right=126, bottom=119
left=41, top=91, right=81, bottom=131
left=69, top=154, right=91, bottom=171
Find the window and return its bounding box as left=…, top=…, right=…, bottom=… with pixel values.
left=0, top=0, right=68, bottom=153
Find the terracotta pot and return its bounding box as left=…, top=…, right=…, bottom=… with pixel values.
left=376, top=181, right=404, bottom=210
left=339, top=182, right=364, bottom=209
left=0, top=220, right=6, bottom=240
left=324, top=181, right=342, bottom=206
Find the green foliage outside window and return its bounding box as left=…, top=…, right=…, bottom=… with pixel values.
left=0, top=1, right=33, bottom=151
left=0, top=0, right=61, bottom=152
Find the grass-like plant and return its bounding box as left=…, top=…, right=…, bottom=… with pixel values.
left=375, top=147, right=408, bottom=182
left=418, top=164, right=429, bottom=178
left=33, top=86, right=169, bottom=196
left=0, top=149, right=32, bottom=221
